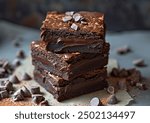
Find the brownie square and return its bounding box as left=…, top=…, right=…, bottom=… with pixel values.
left=31, top=41, right=109, bottom=80
left=33, top=67, right=108, bottom=102
left=41, top=11, right=105, bottom=41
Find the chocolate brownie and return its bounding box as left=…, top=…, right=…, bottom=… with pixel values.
left=45, top=38, right=106, bottom=53
left=31, top=41, right=109, bottom=80
left=34, top=67, right=107, bottom=87
left=41, top=11, right=105, bottom=41
left=33, top=68, right=108, bottom=102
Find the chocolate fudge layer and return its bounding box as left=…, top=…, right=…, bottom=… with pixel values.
left=46, top=38, right=106, bottom=53
left=34, top=68, right=108, bottom=102
left=31, top=41, right=109, bottom=80
left=34, top=67, right=107, bottom=87
left=41, top=11, right=105, bottom=41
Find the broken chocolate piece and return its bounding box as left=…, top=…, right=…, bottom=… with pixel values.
left=65, top=11, right=74, bottom=16
left=107, top=94, right=118, bottom=105
left=90, top=97, right=103, bottom=106
left=30, top=86, right=41, bottom=94
left=110, top=68, right=119, bottom=77
left=9, top=75, right=20, bottom=84
left=0, top=86, right=6, bottom=91
left=16, top=50, right=26, bottom=59
left=116, top=45, right=131, bottom=55
left=4, top=80, right=13, bottom=92
left=32, top=94, right=45, bottom=104
left=136, top=83, right=147, bottom=90
left=133, top=59, right=146, bottom=67
left=12, top=59, right=21, bottom=67
left=73, top=13, right=82, bottom=22
left=39, top=100, right=49, bottom=106
left=21, top=86, right=31, bottom=97
left=118, top=79, right=128, bottom=91
left=22, top=73, right=32, bottom=81
left=0, top=90, right=9, bottom=99
left=62, top=16, right=72, bottom=22
left=107, top=86, right=115, bottom=94
left=71, top=23, right=78, bottom=30
left=119, top=69, right=128, bottom=77
left=13, top=89, right=25, bottom=101
left=0, top=68, right=6, bottom=78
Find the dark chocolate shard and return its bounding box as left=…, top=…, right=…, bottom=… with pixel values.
left=90, top=97, right=103, bottom=106
left=21, top=86, right=31, bottom=97
left=22, top=73, right=32, bottom=81
left=119, top=69, right=128, bottom=77
left=73, top=13, right=82, bottom=22
left=12, top=59, right=21, bottom=67
left=107, top=86, right=115, bottom=94
left=110, top=68, right=119, bottom=77
left=118, top=79, right=128, bottom=91
left=30, top=86, right=41, bottom=94
left=16, top=50, right=26, bottom=59
left=116, top=45, right=131, bottom=55
left=0, top=86, right=6, bottom=91
left=13, top=89, right=25, bottom=101
left=62, top=16, right=72, bottom=22
left=0, top=68, right=6, bottom=78
left=9, top=75, right=20, bottom=84
left=39, top=100, right=49, bottom=106
left=107, top=94, right=118, bottom=105
left=65, top=11, right=74, bottom=16
left=132, top=59, right=146, bottom=67
left=71, top=23, right=78, bottom=30
left=4, top=80, right=13, bottom=92
left=136, top=83, right=147, bottom=90
left=32, top=94, right=45, bottom=104
left=0, top=90, right=9, bottom=99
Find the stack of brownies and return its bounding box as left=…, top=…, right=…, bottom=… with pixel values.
left=31, top=11, right=110, bottom=101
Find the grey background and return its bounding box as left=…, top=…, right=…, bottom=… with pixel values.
left=0, top=0, right=150, bottom=31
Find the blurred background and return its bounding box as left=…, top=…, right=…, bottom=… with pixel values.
left=0, top=0, right=150, bottom=32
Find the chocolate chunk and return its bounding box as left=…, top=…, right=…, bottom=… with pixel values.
left=13, top=89, right=24, bottom=101
left=62, top=16, right=72, bottom=22
left=32, top=94, right=45, bottom=104
left=118, top=79, right=128, bottom=91
left=116, top=45, right=131, bottom=55
left=107, top=94, right=118, bottom=105
left=90, top=97, right=103, bottom=106
left=16, top=50, right=26, bottom=59
left=12, top=59, right=21, bottom=67
left=39, top=100, right=49, bottom=106
left=0, top=86, right=6, bottom=91
left=136, top=83, right=147, bottom=90
left=119, top=69, right=128, bottom=77
left=30, top=86, right=41, bottom=94
left=0, top=68, right=6, bottom=78
left=110, top=68, right=119, bottom=77
left=71, top=23, right=78, bottom=30
left=0, top=90, right=9, bottom=99
left=81, top=21, right=88, bottom=25
left=9, top=75, right=20, bottom=84
left=21, top=86, right=31, bottom=97
left=65, top=11, right=74, bottom=16
left=4, top=80, right=13, bottom=92
left=2, top=61, right=10, bottom=70
left=107, top=86, right=115, bottom=94
left=22, top=73, right=32, bottom=81
left=73, top=13, right=82, bottom=22
left=133, top=59, right=146, bottom=67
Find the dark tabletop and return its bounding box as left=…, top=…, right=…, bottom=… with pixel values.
left=0, top=21, right=150, bottom=106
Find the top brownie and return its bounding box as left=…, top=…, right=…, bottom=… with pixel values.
left=41, top=11, right=105, bottom=41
